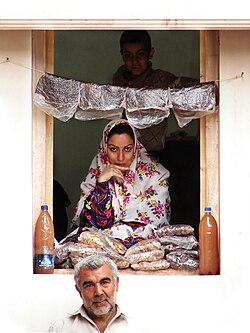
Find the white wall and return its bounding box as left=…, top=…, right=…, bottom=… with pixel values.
left=1, top=0, right=249, bottom=20
left=1, top=29, right=250, bottom=333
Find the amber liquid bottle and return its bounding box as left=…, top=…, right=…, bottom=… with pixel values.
left=199, top=207, right=220, bottom=275
left=34, top=205, right=55, bottom=274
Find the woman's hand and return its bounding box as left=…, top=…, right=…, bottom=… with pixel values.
left=98, top=163, right=129, bottom=183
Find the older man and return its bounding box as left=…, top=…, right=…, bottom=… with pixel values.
left=48, top=254, right=144, bottom=332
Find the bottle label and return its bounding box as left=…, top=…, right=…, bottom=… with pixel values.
left=34, top=254, right=54, bottom=268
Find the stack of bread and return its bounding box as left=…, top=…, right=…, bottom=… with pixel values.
left=55, top=224, right=199, bottom=272
left=155, top=224, right=199, bottom=270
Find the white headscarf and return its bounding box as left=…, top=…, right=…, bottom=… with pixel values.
left=73, top=119, right=171, bottom=231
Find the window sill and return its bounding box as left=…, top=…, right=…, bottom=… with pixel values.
left=54, top=268, right=199, bottom=275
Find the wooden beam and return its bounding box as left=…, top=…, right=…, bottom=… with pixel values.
left=200, top=31, right=219, bottom=223
left=32, top=31, right=54, bottom=226
left=45, top=31, right=54, bottom=217
left=2, top=19, right=250, bottom=30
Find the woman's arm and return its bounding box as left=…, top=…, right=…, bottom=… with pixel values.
left=81, top=181, right=114, bottom=229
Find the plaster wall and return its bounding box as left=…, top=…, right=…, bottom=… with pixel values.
left=1, top=0, right=249, bottom=20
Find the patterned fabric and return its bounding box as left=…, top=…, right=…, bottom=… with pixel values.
left=73, top=119, right=171, bottom=241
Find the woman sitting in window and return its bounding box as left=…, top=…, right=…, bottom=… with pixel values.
left=72, top=119, right=171, bottom=247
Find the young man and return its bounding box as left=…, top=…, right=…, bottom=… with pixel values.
left=113, top=30, right=199, bottom=159
left=48, top=255, right=144, bottom=332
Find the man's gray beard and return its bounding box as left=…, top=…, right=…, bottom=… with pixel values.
left=84, top=287, right=117, bottom=318
left=92, top=302, right=113, bottom=316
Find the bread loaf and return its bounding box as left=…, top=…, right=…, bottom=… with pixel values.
left=131, top=259, right=170, bottom=271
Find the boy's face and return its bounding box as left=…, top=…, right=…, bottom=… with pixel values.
left=121, top=42, right=154, bottom=77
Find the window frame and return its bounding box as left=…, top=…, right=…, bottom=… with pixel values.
left=32, top=29, right=219, bottom=264
left=32, top=31, right=54, bottom=226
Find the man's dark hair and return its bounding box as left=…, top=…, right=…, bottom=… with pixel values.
left=120, top=30, right=152, bottom=52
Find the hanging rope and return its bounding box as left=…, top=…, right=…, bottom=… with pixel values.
left=0, top=57, right=245, bottom=82
left=0, top=57, right=45, bottom=74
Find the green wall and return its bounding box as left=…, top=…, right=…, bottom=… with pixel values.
left=54, top=30, right=200, bottom=228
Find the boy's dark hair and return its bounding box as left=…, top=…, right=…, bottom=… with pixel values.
left=120, top=30, right=152, bottom=52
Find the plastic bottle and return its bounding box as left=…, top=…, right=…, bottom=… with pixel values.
left=34, top=205, right=55, bottom=274
left=199, top=207, right=220, bottom=275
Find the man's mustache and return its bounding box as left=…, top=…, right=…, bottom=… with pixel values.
left=93, top=296, right=107, bottom=302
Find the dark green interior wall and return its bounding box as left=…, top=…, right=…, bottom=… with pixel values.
left=54, top=30, right=200, bottom=228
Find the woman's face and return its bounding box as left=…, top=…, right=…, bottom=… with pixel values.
left=107, top=133, right=134, bottom=168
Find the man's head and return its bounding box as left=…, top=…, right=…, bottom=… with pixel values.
left=119, top=30, right=155, bottom=77
left=74, top=255, right=119, bottom=319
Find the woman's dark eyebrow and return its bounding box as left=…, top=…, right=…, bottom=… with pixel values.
left=108, top=143, right=117, bottom=147
left=108, top=144, right=133, bottom=148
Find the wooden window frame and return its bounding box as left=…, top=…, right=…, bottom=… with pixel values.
left=32, top=29, right=219, bottom=256
left=32, top=31, right=54, bottom=226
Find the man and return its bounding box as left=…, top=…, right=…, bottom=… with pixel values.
left=48, top=254, right=144, bottom=332
left=113, top=30, right=199, bottom=160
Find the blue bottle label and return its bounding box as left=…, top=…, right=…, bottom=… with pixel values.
left=34, top=254, right=54, bottom=268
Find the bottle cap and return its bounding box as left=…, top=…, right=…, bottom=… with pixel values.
left=41, top=205, right=48, bottom=210
left=204, top=207, right=211, bottom=212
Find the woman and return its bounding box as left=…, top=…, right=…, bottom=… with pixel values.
left=72, top=119, right=171, bottom=246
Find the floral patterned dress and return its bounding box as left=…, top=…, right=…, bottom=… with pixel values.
left=73, top=119, right=171, bottom=246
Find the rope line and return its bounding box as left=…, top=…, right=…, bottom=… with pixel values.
left=1, top=57, right=245, bottom=82
left=0, top=57, right=45, bottom=74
